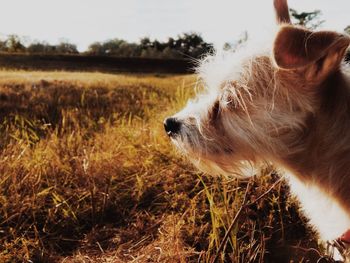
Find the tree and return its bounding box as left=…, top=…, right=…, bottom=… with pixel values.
left=172, top=32, right=213, bottom=59
left=140, top=37, right=151, bottom=49
left=289, top=8, right=324, bottom=29
left=6, top=35, right=25, bottom=53
left=166, top=37, right=175, bottom=49
left=345, top=26, right=350, bottom=35
left=0, top=40, right=8, bottom=52
left=56, top=42, right=78, bottom=54
left=87, top=42, right=103, bottom=55
left=223, top=31, right=249, bottom=51
left=102, top=39, right=126, bottom=54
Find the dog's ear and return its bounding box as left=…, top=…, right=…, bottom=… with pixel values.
left=274, top=0, right=291, bottom=24
left=273, top=25, right=350, bottom=81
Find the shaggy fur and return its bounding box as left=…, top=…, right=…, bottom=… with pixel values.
left=165, top=0, right=350, bottom=242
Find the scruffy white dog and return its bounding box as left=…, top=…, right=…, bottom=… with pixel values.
left=164, top=0, right=350, bottom=245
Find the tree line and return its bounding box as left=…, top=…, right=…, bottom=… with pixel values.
left=0, top=33, right=213, bottom=60
left=0, top=35, right=79, bottom=55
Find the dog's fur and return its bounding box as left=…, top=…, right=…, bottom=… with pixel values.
left=165, top=0, right=350, bottom=241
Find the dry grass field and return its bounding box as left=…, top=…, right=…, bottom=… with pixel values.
left=0, top=70, right=328, bottom=262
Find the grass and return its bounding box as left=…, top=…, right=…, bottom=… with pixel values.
left=0, top=70, right=328, bottom=262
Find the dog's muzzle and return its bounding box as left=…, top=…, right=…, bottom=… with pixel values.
left=164, top=117, right=181, bottom=137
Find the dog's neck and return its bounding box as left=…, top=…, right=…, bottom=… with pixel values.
left=284, top=67, right=350, bottom=207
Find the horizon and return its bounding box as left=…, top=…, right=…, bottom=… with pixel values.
left=0, top=0, right=349, bottom=52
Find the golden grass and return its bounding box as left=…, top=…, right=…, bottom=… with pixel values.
left=0, top=70, right=190, bottom=88
left=0, top=70, right=324, bottom=262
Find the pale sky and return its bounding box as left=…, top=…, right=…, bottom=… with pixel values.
left=0, top=0, right=348, bottom=51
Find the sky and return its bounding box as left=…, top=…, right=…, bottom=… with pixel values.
left=0, top=0, right=348, bottom=51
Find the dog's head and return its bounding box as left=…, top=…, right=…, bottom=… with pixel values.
left=164, top=0, right=350, bottom=176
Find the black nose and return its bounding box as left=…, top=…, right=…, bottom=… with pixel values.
left=164, top=117, right=181, bottom=136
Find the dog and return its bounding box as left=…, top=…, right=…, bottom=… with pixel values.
left=164, top=0, right=350, bottom=245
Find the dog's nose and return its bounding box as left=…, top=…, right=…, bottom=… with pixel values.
left=164, top=117, right=181, bottom=136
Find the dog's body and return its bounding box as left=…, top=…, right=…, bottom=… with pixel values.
left=164, top=0, right=350, bottom=242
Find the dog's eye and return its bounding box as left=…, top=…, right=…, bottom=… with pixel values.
left=210, top=100, right=220, bottom=121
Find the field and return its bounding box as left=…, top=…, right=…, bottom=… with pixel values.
left=0, top=71, right=327, bottom=262
left=0, top=54, right=193, bottom=74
